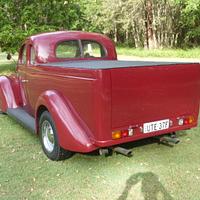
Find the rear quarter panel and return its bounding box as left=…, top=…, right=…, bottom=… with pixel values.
left=24, top=66, right=112, bottom=143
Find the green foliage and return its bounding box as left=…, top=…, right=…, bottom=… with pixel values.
left=81, top=0, right=200, bottom=48
left=0, top=0, right=85, bottom=53
left=179, top=0, right=200, bottom=46
left=0, top=0, right=200, bottom=53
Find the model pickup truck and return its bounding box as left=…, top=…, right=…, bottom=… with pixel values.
left=0, top=31, right=200, bottom=160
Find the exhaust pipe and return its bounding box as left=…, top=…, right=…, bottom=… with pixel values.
left=159, top=136, right=180, bottom=144
left=99, top=148, right=109, bottom=156
left=113, top=147, right=132, bottom=157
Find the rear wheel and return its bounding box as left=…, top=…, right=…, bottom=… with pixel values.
left=39, top=111, right=73, bottom=161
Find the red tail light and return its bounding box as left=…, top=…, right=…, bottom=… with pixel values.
left=178, top=116, right=195, bottom=126
left=184, top=118, right=190, bottom=125
left=112, top=128, right=134, bottom=140
left=121, top=130, right=129, bottom=137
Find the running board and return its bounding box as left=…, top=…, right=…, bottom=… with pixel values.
left=7, top=108, right=36, bottom=133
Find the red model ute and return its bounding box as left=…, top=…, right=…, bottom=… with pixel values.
left=0, top=31, right=200, bottom=160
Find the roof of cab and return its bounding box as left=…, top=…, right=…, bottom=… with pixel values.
left=25, top=31, right=117, bottom=63
left=29, top=31, right=111, bottom=43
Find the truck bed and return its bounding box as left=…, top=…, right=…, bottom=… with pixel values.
left=41, top=60, right=200, bottom=134
left=41, top=60, right=198, bottom=69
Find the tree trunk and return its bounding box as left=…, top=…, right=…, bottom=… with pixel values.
left=125, top=30, right=129, bottom=41
left=114, top=24, right=118, bottom=43
left=145, top=0, right=157, bottom=49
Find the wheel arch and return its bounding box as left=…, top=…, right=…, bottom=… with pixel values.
left=35, top=90, right=96, bottom=153
left=36, top=104, right=49, bottom=134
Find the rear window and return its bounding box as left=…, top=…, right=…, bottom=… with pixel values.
left=82, top=40, right=106, bottom=58
left=56, top=40, right=81, bottom=58
left=56, top=40, right=106, bottom=59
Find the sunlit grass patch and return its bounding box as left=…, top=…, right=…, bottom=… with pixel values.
left=117, top=47, right=200, bottom=58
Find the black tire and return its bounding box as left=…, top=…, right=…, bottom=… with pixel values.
left=39, top=111, right=73, bottom=161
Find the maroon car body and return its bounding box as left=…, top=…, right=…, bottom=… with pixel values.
left=0, top=31, right=200, bottom=159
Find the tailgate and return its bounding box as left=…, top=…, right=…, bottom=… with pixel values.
left=111, top=63, right=200, bottom=129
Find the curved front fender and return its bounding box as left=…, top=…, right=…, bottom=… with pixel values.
left=0, top=76, right=18, bottom=112
left=35, top=90, right=96, bottom=153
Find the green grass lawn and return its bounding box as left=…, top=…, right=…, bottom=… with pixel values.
left=1, top=52, right=200, bottom=200
left=0, top=53, right=16, bottom=75
left=117, top=46, right=200, bottom=58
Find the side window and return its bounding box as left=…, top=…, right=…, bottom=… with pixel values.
left=82, top=40, right=106, bottom=58
left=56, top=40, right=81, bottom=58
left=21, top=45, right=27, bottom=64
left=30, top=46, right=36, bottom=65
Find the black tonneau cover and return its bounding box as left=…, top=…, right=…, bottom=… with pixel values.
left=40, top=60, right=197, bottom=69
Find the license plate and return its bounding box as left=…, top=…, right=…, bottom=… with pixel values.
left=143, top=119, right=170, bottom=134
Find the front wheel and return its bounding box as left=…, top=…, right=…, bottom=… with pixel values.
left=39, top=111, right=73, bottom=161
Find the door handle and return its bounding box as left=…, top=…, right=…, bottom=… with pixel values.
left=21, top=79, right=29, bottom=83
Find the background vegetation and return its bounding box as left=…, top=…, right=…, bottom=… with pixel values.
left=1, top=1, right=200, bottom=199
left=0, top=0, right=200, bottom=53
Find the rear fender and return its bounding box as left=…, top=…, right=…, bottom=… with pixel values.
left=0, top=76, right=18, bottom=112
left=35, top=90, right=96, bottom=153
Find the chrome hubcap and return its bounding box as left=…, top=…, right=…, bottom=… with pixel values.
left=41, top=120, right=55, bottom=153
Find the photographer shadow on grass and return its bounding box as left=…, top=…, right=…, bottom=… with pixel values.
left=118, top=172, right=173, bottom=200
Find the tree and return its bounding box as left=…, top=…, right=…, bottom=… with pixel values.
left=0, top=0, right=85, bottom=53
left=0, top=0, right=200, bottom=53
left=179, top=0, right=200, bottom=47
